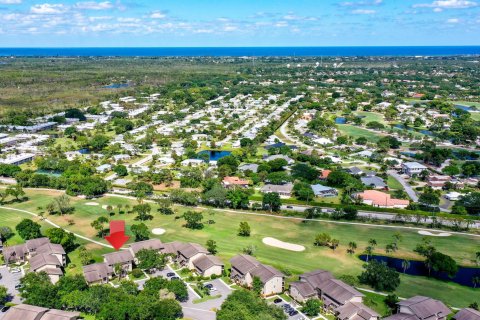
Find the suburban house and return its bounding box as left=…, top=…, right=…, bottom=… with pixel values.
left=402, top=162, right=428, bottom=176
left=289, top=269, right=334, bottom=303
left=347, top=167, right=363, bottom=175
left=427, top=175, right=451, bottom=189
left=222, top=176, right=250, bottom=189
left=384, top=296, right=451, bottom=320
left=320, top=279, right=364, bottom=310
left=335, top=301, right=380, bottom=320
left=238, top=163, right=259, bottom=173
left=311, top=184, right=338, bottom=197
left=289, top=270, right=376, bottom=319
left=319, top=169, right=332, bottom=180
left=103, top=250, right=135, bottom=275
left=83, top=262, right=114, bottom=285
left=181, top=159, right=205, bottom=167
left=128, top=239, right=164, bottom=264
left=177, top=243, right=210, bottom=269
left=192, top=254, right=224, bottom=277
left=3, top=304, right=80, bottom=320
left=230, top=254, right=284, bottom=296
left=261, top=183, right=294, bottom=198
left=2, top=237, right=66, bottom=283
left=355, top=190, right=409, bottom=209
left=264, top=154, right=295, bottom=165
left=361, top=176, right=388, bottom=190
left=453, top=308, right=480, bottom=320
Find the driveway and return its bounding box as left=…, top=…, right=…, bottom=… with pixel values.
left=0, top=266, right=23, bottom=304
left=181, top=279, right=232, bottom=320
left=387, top=170, right=418, bottom=202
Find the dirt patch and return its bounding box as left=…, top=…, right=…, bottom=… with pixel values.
left=262, top=237, right=305, bottom=252
left=153, top=181, right=181, bottom=191
left=418, top=230, right=451, bottom=237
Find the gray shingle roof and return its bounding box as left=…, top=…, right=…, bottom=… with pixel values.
left=177, top=243, right=209, bottom=258
left=193, top=255, right=223, bottom=272
left=29, top=253, right=62, bottom=271
left=398, top=296, right=451, bottom=320
left=3, top=304, right=48, bottom=320
left=230, top=254, right=261, bottom=275
left=103, top=250, right=134, bottom=265
left=250, top=264, right=284, bottom=284
left=83, top=262, right=113, bottom=283
left=336, top=301, right=380, bottom=320
left=454, top=308, right=480, bottom=320
left=320, top=279, right=364, bottom=305
left=300, top=269, right=334, bottom=289
left=289, top=281, right=316, bottom=298
left=129, top=239, right=163, bottom=255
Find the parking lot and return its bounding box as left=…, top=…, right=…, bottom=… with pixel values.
left=181, top=278, right=233, bottom=320
left=269, top=296, right=308, bottom=320
left=0, top=266, right=23, bottom=305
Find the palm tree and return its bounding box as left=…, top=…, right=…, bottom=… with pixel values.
left=364, top=246, right=373, bottom=262
left=402, top=260, right=411, bottom=273
left=368, top=239, right=377, bottom=248
left=348, top=242, right=357, bottom=254
left=472, top=276, right=480, bottom=288
left=331, top=239, right=340, bottom=251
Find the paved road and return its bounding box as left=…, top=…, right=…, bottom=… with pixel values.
left=387, top=170, right=418, bottom=202
left=181, top=279, right=232, bottom=320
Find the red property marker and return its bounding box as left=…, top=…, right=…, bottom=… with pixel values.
left=105, top=220, right=130, bottom=250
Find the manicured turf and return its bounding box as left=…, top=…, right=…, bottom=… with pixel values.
left=387, top=175, right=404, bottom=190
left=1, top=189, right=479, bottom=307
left=337, top=124, right=382, bottom=142
left=354, top=111, right=386, bottom=125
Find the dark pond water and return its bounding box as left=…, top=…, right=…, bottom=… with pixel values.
left=400, top=152, right=417, bottom=157
left=78, top=148, right=90, bottom=154
left=419, top=130, right=433, bottom=136
left=197, top=150, right=232, bottom=161
left=335, top=117, right=347, bottom=124
left=359, top=254, right=480, bottom=288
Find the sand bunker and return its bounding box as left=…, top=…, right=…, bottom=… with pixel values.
left=152, top=228, right=166, bottom=235
left=418, top=230, right=451, bottom=237
left=262, top=237, right=305, bottom=252
left=85, top=202, right=99, bottom=206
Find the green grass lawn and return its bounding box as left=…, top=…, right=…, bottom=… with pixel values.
left=355, top=111, right=386, bottom=124
left=1, top=189, right=479, bottom=307
left=387, top=176, right=403, bottom=190
left=337, top=124, right=383, bottom=142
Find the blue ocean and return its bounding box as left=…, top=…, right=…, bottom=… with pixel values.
left=0, top=46, right=479, bottom=57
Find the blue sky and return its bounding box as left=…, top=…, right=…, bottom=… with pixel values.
left=0, top=0, right=479, bottom=47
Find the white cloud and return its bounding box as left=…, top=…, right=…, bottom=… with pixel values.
left=433, top=7, right=444, bottom=11
left=414, top=0, right=478, bottom=9
left=351, top=9, right=377, bottom=14
left=75, top=1, right=113, bottom=10
left=30, top=3, right=67, bottom=14
left=150, top=11, right=167, bottom=19
left=447, top=17, right=460, bottom=22
left=340, top=0, right=383, bottom=7
left=0, top=0, right=22, bottom=4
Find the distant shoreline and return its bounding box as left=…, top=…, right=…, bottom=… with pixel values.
left=0, top=46, right=479, bottom=57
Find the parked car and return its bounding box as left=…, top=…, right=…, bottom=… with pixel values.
left=170, top=276, right=180, bottom=280
left=15, top=284, right=22, bottom=289
left=289, top=310, right=299, bottom=316
left=204, top=283, right=213, bottom=289
left=0, top=306, right=10, bottom=313
left=273, top=298, right=282, bottom=304
left=10, top=268, right=21, bottom=273
left=286, top=205, right=294, bottom=209
left=166, top=272, right=175, bottom=277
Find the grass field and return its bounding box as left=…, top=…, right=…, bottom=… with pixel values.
left=354, top=111, right=387, bottom=125
left=1, top=189, right=479, bottom=308
left=337, top=124, right=383, bottom=142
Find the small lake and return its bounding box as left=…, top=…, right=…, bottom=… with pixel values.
left=197, top=150, right=231, bottom=161
left=455, top=104, right=474, bottom=112
left=359, top=255, right=480, bottom=288
left=419, top=130, right=433, bottom=136
left=103, top=83, right=130, bottom=89
left=335, top=117, right=347, bottom=124
left=36, top=169, right=62, bottom=177
left=77, top=148, right=90, bottom=154
left=400, top=152, right=417, bottom=158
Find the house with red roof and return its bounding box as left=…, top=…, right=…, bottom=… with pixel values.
left=355, top=190, right=409, bottom=209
